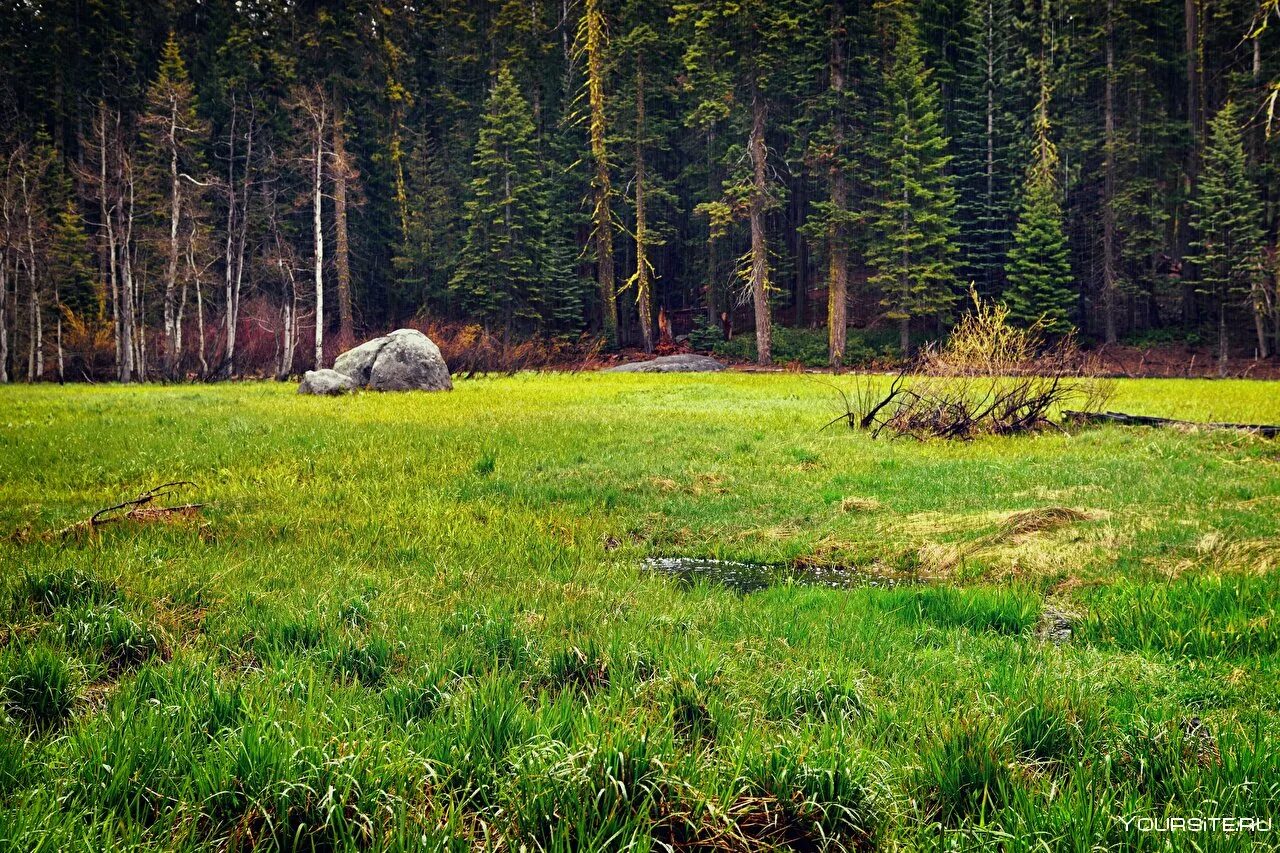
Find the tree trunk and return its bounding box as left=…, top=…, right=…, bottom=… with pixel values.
left=585, top=0, right=618, bottom=347
left=163, top=102, right=181, bottom=378
left=1218, top=299, right=1228, bottom=377
left=191, top=238, right=207, bottom=378
left=313, top=107, right=326, bottom=369
left=827, top=0, right=848, bottom=367
left=634, top=60, right=654, bottom=354
left=21, top=170, right=42, bottom=380
left=27, top=286, right=39, bottom=381
left=705, top=124, right=719, bottom=326
left=55, top=309, right=63, bottom=382
left=117, top=168, right=136, bottom=383
left=1101, top=0, right=1118, bottom=345
left=0, top=251, right=8, bottom=383
left=332, top=97, right=354, bottom=352
left=748, top=87, right=772, bottom=366
left=223, top=103, right=239, bottom=375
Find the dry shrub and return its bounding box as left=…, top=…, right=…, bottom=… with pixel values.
left=413, top=320, right=603, bottom=377
left=834, top=289, right=1115, bottom=440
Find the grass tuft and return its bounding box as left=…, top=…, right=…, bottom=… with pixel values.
left=2, top=644, right=78, bottom=731
left=20, top=566, right=115, bottom=614
left=60, top=604, right=168, bottom=674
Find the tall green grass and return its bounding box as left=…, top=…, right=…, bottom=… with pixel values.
left=0, top=375, right=1277, bottom=850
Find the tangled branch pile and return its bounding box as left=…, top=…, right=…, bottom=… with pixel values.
left=833, top=292, right=1114, bottom=440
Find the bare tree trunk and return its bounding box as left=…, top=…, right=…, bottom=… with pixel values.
left=27, top=284, right=39, bottom=381
left=331, top=98, right=354, bottom=352
left=163, top=102, right=181, bottom=378
left=827, top=0, right=848, bottom=367
left=95, top=107, right=123, bottom=378
left=633, top=60, right=653, bottom=354
left=705, top=124, right=719, bottom=326
left=313, top=103, right=326, bottom=369
left=21, top=171, right=42, bottom=380
left=1251, top=36, right=1271, bottom=359
left=0, top=251, right=7, bottom=383
left=1218, top=300, right=1228, bottom=377
left=1101, top=0, right=1118, bottom=345
left=189, top=237, right=207, bottom=378
left=223, top=102, right=238, bottom=375
left=55, top=308, right=63, bottom=382
left=748, top=86, right=772, bottom=366
left=584, top=0, right=618, bottom=347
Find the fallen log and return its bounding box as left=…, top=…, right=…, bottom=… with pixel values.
left=1063, top=410, right=1280, bottom=438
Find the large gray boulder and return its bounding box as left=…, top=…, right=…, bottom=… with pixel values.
left=604, top=354, right=726, bottom=374
left=298, top=368, right=356, bottom=396
left=331, top=329, right=453, bottom=391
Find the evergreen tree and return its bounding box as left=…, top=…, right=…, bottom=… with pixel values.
left=867, top=5, right=959, bottom=354
left=48, top=201, right=100, bottom=322
left=951, top=0, right=1019, bottom=297
left=1005, top=84, right=1075, bottom=333
left=1189, top=100, right=1264, bottom=371
left=450, top=66, right=575, bottom=332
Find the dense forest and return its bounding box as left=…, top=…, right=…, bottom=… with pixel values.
left=1, top=0, right=1279, bottom=380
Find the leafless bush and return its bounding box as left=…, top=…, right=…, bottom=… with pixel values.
left=416, top=321, right=604, bottom=378
left=829, top=290, right=1115, bottom=440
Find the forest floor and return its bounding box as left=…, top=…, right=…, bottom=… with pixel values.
left=1, top=374, right=1278, bottom=851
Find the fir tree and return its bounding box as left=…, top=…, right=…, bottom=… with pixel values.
left=450, top=66, right=575, bottom=332
left=48, top=201, right=99, bottom=321
left=1189, top=100, right=1264, bottom=372
left=951, top=0, right=1018, bottom=297
left=867, top=5, right=959, bottom=354
left=1005, top=84, right=1075, bottom=334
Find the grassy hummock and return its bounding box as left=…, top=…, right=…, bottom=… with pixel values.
left=0, top=374, right=1278, bottom=850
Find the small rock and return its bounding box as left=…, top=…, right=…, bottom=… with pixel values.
left=1036, top=607, right=1073, bottom=645
left=604, top=354, right=726, bottom=373
left=298, top=369, right=356, bottom=396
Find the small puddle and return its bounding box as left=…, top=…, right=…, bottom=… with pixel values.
left=642, top=556, right=905, bottom=594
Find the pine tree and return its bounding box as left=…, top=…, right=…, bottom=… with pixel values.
left=450, top=66, right=573, bottom=332
left=1189, top=100, right=1263, bottom=372
left=951, top=0, right=1018, bottom=298
left=1005, top=84, right=1075, bottom=334
left=867, top=5, right=959, bottom=354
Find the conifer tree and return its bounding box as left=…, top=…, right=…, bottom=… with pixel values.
left=867, top=5, right=959, bottom=354
left=1005, top=83, right=1075, bottom=333
left=952, top=0, right=1018, bottom=297
left=1190, top=100, right=1264, bottom=372
left=451, top=66, right=572, bottom=332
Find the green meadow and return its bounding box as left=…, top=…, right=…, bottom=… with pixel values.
left=1, top=374, right=1278, bottom=851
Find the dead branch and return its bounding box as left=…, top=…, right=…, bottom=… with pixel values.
left=1062, top=411, right=1280, bottom=438
left=55, top=482, right=204, bottom=539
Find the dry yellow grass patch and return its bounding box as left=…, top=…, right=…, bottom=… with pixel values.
left=838, top=496, right=883, bottom=513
